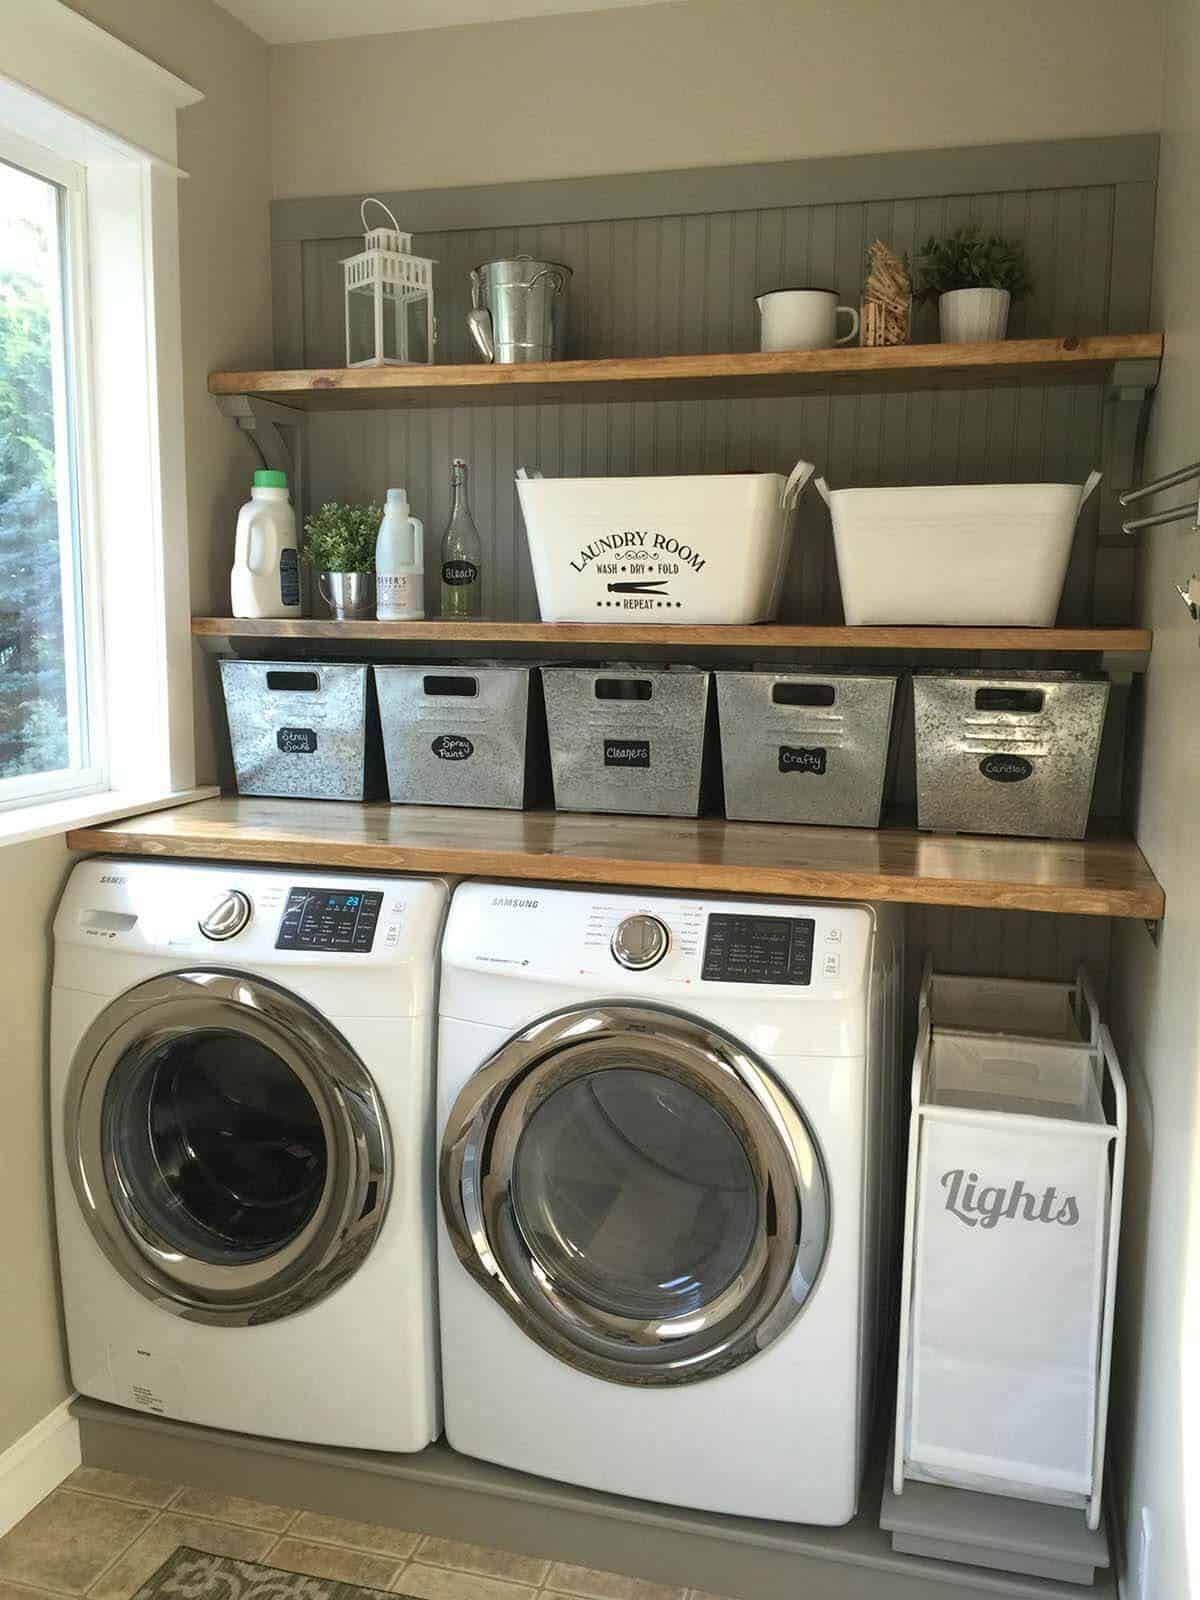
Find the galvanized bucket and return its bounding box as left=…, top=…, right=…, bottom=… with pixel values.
left=375, top=663, right=543, bottom=809
left=716, top=670, right=897, bottom=826
left=468, top=256, right=571, bottom=363
left=219, top=660, right=383, bottom=800
left=913, top=671, right=1110, bottom=839
left=542, top=665, right=710, bottom=817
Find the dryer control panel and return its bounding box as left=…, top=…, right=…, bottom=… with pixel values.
left=276, top=888, right=384, bottom=952
left=701, top=913, right=814, bottom=985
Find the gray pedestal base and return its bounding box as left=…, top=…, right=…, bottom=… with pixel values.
left=880, top=1473, right=1110, bottom=1586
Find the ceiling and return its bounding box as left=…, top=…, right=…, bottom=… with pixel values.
left=213, top=0, right=674, bottom=45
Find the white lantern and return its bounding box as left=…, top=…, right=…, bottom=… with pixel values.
left=341, top=198, right=436, bottom=367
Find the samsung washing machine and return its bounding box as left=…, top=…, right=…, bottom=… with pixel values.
left=52, top=858, right=447, bottom=1451
left=437, top=882, right=903, bottom=1524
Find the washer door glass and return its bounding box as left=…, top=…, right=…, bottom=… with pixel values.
left=511, top=1066, right=758, bottom=1321
left=67, top=970, right=391, bottom=1326
left=105, top=1029, right=329, bottom=1266
left=441, top=1005, right=829, bottom=1386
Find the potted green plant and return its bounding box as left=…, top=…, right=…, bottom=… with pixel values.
left=303, top=500, right=381, bottom=618
left=915, top=223, right=1032, bottom=343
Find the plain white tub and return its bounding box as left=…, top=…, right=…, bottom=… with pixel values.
left=516, top=462, right=812, bottom=624
left=818, top=470, right=1101, bottom=625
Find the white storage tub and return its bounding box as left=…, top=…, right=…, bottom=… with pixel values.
left=516, top=462, right=813, bottom=624
left=817, top=470, right=1101, bottom=625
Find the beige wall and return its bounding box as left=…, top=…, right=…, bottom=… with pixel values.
left=0, top=0, right=273, bottom=1456
left=1109, top=0, right=1200, bottom=1593
left=0, top=837, right=75, bottom=1447
left=64, top=0, right=274, bottom=786
left=269, top=0, right=1165, bottom=198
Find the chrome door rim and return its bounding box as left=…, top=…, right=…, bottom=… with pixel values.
left=66, top=969, right=392, bottom=1326
left=440, top=1003, right=829, bottom=1386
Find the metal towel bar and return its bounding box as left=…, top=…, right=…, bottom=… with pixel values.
left=1119, top=459, right=1200, bottom=533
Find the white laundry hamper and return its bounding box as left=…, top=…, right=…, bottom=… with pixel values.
left=894, top=1013, right=1125, bottom=1530
left=516, top=462, right=813, bottom=624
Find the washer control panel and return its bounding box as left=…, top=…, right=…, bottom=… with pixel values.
left=611, top=913, right=670, bottom=970
left=276, top=887, right=384, bottom=952
left=701, top=913, right=815, bottom=986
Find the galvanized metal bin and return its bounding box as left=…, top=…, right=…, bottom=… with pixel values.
left=913, top=671, right=1110, bottom=839
left=219, top=659, right=383, bottom=800
left=542, top=665, right=711, bottom=817
left=716, top=670, right=896, bottom=826
left=374, top=663, right=544, bottom=809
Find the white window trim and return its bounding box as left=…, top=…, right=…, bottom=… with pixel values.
left=0, top=0, right=203, bottom=844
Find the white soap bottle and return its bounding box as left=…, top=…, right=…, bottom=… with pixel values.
left=230, top=469, right=301, bottom=619
left=375, top=487, right=425, bottom=620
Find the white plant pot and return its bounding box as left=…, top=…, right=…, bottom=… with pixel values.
left=939, top=287, right=1011, bottom=343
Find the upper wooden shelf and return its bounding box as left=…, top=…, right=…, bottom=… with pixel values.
left=208, top=333, right=1163, bottom=410
left=64, top=796, right=1165, bottom=921
left=192, top=617, right=1152, bottom=655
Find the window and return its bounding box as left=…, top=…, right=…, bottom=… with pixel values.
left=0, top=0, right=207, bottom=840
left=0, top=136, right=101, bottom=808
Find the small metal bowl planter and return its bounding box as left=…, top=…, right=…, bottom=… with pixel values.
left=317, top=570, right=374, bottom=620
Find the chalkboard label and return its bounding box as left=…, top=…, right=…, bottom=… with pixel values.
left=277, top=726, right=317, bottom=754
left=604, top=739, right=650, bottom=768
left=779, top=745, right=827, bottom=775
left=432, top=734, right=474, bottom=761
left=442, top=560, right=479, bottom=586
left=979, top=753, right=1034, bottom=783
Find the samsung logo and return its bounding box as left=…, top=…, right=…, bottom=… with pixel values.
left=100, top=874, right=126, bottom=885
left=491, top=896, right=540, bottom=910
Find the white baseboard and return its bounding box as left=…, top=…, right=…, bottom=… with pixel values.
left=0, top=1397, right=81, bottom=1538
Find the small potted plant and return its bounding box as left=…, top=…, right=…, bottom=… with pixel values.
left=915, top=223, right=1032, bottom=343
left=303, top=500, right=381, bottom=619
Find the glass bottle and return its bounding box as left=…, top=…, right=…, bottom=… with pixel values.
left=440, top=458, right=482, bottom=618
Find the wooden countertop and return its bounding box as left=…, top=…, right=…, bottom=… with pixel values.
left=65, top=796, right=1165, bottom=920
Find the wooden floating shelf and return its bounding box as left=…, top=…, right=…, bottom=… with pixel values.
left=66, top=797, right=1165, bottom=922
left=208, top=333, right=1163, bottom=410
left=192, top=617, right=1153, bottom=654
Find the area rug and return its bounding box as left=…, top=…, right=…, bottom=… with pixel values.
left=134, top=1546, right=400, bottom=1600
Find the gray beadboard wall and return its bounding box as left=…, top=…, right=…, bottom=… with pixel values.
left=266, top=135, right=1160, bottom=999
left=272, top=135, right=1157, bottom=628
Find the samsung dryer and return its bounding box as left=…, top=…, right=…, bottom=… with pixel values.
left=52, top=858, right=446, bottom=1450
left=437, top=882, right=902, bottom=1523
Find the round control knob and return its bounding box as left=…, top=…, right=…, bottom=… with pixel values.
left=611, top=914, right=670, bottom=971
left=199, top=890, right=252, bottom=942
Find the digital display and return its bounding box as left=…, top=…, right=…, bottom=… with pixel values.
left=701, top=914, right=815, bottom=985
left=276, top=888, right=383, bottom=952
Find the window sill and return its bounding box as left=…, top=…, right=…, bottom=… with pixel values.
left=0, top=785, right=219, bottom=849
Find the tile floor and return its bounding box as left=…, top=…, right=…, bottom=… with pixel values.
left=0, top=1470, right=721, bottom=1600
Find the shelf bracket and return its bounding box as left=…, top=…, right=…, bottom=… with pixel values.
left=216, top=394, right=308, bottom=522
left=1092, top=357, right=1160, bottom=625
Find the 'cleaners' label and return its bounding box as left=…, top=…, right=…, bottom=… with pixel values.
left=604, top=739, right=650, bottom=768
left=442, top=560, right=479, bottom=586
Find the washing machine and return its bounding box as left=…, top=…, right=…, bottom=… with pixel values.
left=437, top=882, right=903, bottom=1524
left=52, top=857, right=447, bottom=1451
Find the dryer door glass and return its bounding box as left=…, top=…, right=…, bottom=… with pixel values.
left=65, top=970, right=391, bottom=1326
left=511, top=1066, right=758, bottom=1320
left=441, top=1005, right=829, bottom=1386
left=105, top=1029, right=329, bottom=1266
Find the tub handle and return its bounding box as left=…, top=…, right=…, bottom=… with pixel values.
left=782, top=459, right=816, bottom=510
left=265, top=670, right=320, bottom=692
left=424, top=675, right=479, bottom=696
